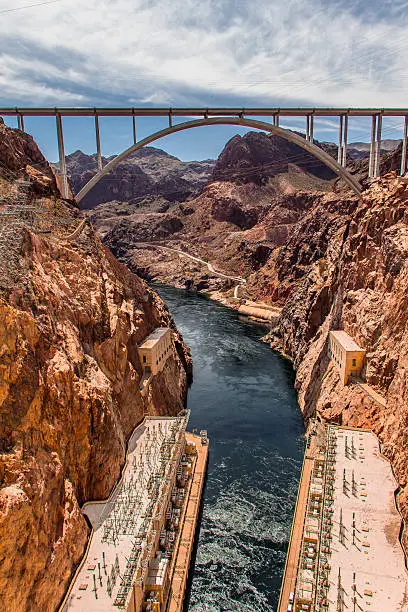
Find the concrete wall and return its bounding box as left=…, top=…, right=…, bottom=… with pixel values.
left=138, top=329, right=173, bottom=376
left=328, top=334, right=365, bottom=385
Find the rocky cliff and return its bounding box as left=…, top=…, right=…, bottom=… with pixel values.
left=93, top=132, right=404, bottom=299
left=56, top=147, right=215, bottom=210
left=266, top=172, right=408, bottom=549
left=94, top=132, right=341, bottom=292
left=0, top=122, right=190, bottom=612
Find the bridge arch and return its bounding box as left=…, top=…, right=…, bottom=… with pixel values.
left=75, top=117, right=363, bottom=203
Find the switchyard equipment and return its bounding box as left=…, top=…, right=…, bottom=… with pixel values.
left=278, top=423, right=408, bottom=612
left=60, top=411, right=194, bottom=612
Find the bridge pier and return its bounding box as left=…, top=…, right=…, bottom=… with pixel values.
left=56, top=113, right=69, bottom=199
left=132, top=114, right=137, bottom=145
left=337, top=116, right=344, bottom=165
left=94, top=114, right=102, bottom=171
left=401, top=116, right=408, bottom=176
left=341, top=115, right=348, bottom=167
left=17, top=113, right=25, bottom=132
left=305, top=115, right=314, bottom=142
left=368, top=115, right=377, bottom=178
left=374, top=114, right=382, bottom=178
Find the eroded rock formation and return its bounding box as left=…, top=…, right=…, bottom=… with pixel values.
left=0, top=123, right=190, bottom=611
left=266, top=173, right=408, bottom=550
left=86, top=128, right=408, bottom=555
left=56, top=147, right=215, bottom=210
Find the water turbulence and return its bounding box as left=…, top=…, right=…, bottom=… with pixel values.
left=155, top=286, right=305, bottom=611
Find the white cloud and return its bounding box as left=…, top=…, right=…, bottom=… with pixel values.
left=0, top=0, right=407, bottom=107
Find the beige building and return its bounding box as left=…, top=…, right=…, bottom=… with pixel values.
left=328, top=330, right=365, bottom=385
left=138, top=328, right=173, bottom=376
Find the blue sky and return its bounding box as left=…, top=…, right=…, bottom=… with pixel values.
left=1, top=0, right=408, bottom=161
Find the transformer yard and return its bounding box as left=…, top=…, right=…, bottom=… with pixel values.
left=278, top=422, right=408, bottom=612
left=60, top=412, right=208, bottom=612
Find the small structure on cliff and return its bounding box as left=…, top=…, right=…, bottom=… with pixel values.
left=138, top=328, right=173, bottom=376
left=328, top=330, right=365, bottom=385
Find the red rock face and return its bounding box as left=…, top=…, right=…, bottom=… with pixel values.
left=87, top=132, right=340, bottom=292
left=213, top=131, right=336, bottom=184
left=267, top=174, right=408, bottom=551
left=0, top=123, right=190, bottom=611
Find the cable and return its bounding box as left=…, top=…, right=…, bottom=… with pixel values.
left=0, top=0, right=64, bottom=14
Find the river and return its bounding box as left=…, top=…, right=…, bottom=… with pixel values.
left=155, top=285, right=305, bottom=612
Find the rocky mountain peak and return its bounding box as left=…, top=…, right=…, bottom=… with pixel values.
left=56, top=146, right=216, bottom=210
left=213, top=131, right=336, bottom=184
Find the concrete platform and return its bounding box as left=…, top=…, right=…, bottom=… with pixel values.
left=320, top=426, right=408, bottom=612
left=279, top=423, right=408, bottom=612
left=166, top=432, right=209, bottom=612
left=60, top=414, right=189, bottom=612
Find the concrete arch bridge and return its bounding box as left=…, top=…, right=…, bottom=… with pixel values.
left=1, top=107, right=408, bottom=201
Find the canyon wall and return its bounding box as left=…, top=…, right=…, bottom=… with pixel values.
left=85, top=128, right=408, bottom=553
left=94, top=132, right=339, bottom=292
left=0, top=122, right=190, bottom=611
left=267, top=173, right=408, bottom=549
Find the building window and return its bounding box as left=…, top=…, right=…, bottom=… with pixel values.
left=143, top=356, right=146, bottom=363
left=352, top=359, right=356, bottom=366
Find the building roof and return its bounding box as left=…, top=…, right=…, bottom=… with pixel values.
left=329, top=330, right=365, bottom=352
left=139, top=327, right=170, bottom=350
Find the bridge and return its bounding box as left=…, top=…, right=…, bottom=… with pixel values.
left=1, top=107, right=407, bottom=201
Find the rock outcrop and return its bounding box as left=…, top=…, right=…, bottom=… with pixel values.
left=213, top=131, right=336, bottom=184
left=0, top=123, right=190, bottom=611
left=93, top=133, right=340, bottom=291
left=266, top=173, right=408, bottom=551
left=56, top=147, right=215, bottom=209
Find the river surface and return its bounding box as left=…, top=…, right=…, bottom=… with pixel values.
left=155, top=285, right=305, bottom=612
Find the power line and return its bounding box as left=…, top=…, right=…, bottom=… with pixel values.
left=0, top=0, right=64, bottom=15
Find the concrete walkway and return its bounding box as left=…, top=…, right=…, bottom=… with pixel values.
left=166, top=433, right=209, bottom=612
left=278, top=435, right=316, bottom=612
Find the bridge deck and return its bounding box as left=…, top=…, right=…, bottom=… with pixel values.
left=1, top=106, right=408, bottom=117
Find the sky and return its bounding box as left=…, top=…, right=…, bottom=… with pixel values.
left=1, top=0, right=408, bottom=161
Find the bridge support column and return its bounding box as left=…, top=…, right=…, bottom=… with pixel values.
left=306, top=115, right=310, bottom=141
left=309, top=115, right=314, bottom=142
left=17, top=114, right=25, bottom=132
left=94, top=114, right=102, bottom=171
left=368, top=115, right=377, bottom=178
left=341, top=115, right=348, bottom=167
left=337, top=115, right=344, bottom=164
left=401, top=115, right=408, bottom=176
left=168, top=111, right=173, bottom=128
left=374, top=114, right=382, bottom=178
left=56, top=113, right=69, bottom=199
left=132, top=115, right=137, bottom=145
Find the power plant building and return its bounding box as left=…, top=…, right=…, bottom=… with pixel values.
left=138, top=328, right=173, bottom=376
left=328, top=331, right=365, bottom=385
